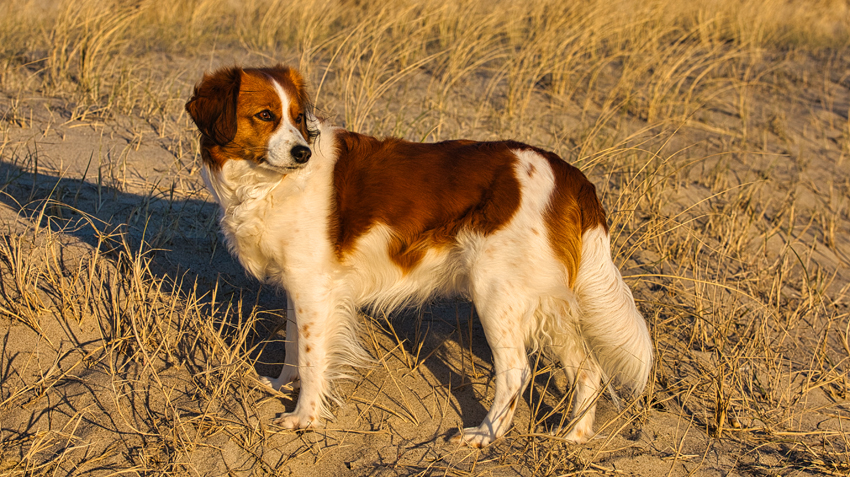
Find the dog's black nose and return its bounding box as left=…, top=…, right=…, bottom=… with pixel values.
left=291, top=145, right=311, bottom=164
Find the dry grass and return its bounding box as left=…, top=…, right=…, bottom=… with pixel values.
left=1, top=0, right=849, bottom=475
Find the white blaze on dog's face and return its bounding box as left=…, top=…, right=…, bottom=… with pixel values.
left=265, top=79, right=312, bottom=169
left=185, top=65, right=315, bottom=172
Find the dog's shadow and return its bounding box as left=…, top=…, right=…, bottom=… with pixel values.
left=0, top=158, right=550, bottom=436
left=364, top=300, right=496, bottom=437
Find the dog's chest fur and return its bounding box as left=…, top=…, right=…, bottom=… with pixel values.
left=202, top=136, right=338, bottom=287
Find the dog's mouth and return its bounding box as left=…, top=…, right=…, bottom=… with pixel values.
left=258, top=158, right=306, bottom=174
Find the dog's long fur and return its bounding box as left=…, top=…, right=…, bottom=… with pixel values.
left=185, top=64, right=653, bottom=447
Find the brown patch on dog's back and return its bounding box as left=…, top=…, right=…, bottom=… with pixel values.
left=330, top=133, right=522, bottom=272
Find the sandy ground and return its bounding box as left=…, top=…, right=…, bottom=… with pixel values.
left=1, top=48, right=849, bottom=476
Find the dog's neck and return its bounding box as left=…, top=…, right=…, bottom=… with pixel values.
left=202, top=160, right=283, bottom=214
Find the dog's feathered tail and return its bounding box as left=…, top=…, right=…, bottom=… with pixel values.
left=574, top=227, right=653, bottom=394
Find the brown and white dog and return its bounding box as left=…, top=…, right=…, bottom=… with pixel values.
left=185, top=65, right=652, bottom=447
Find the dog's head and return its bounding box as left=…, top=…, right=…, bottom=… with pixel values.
left=185, top=65, right=317, bottom=172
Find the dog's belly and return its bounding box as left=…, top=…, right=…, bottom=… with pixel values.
left=343, top=224, right=478, bottom=312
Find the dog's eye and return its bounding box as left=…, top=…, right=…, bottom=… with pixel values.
left=255, top=110, right=274, bottom=121
left=295, top=113, right=304, bottom=124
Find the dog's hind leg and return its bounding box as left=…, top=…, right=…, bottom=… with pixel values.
left=552, top=226, right=653, bottom=443
left=553, top=340, right=603, bottom=444
left=451, top=278, right=531, bottom=448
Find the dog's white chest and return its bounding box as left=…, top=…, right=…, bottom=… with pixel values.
left=203, top=158, right=337, bottom=285
left=204, top=163, right=291, bottom=281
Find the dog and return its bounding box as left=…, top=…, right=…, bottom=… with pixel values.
left=185, top=65, right=652, bottom=447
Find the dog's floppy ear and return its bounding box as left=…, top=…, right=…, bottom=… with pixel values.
left=185, top=67, right=242, bottom=146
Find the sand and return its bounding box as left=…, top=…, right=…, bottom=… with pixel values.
left=1, top=46, right=848, bottom=476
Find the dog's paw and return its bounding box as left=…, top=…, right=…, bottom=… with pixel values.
left=555, top=425, right=597, bottom=444
left=449, top=426, right=498, bottom=448
left=272, top=412, right=321, bottom=430
left=258, top=375, right=298, bottom=392
left=259, top=369, right=300, bottom=391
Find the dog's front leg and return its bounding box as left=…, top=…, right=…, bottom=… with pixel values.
left=272, top=290, right=333, bottom=429
left=260, top=290, right=300, bottom=390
